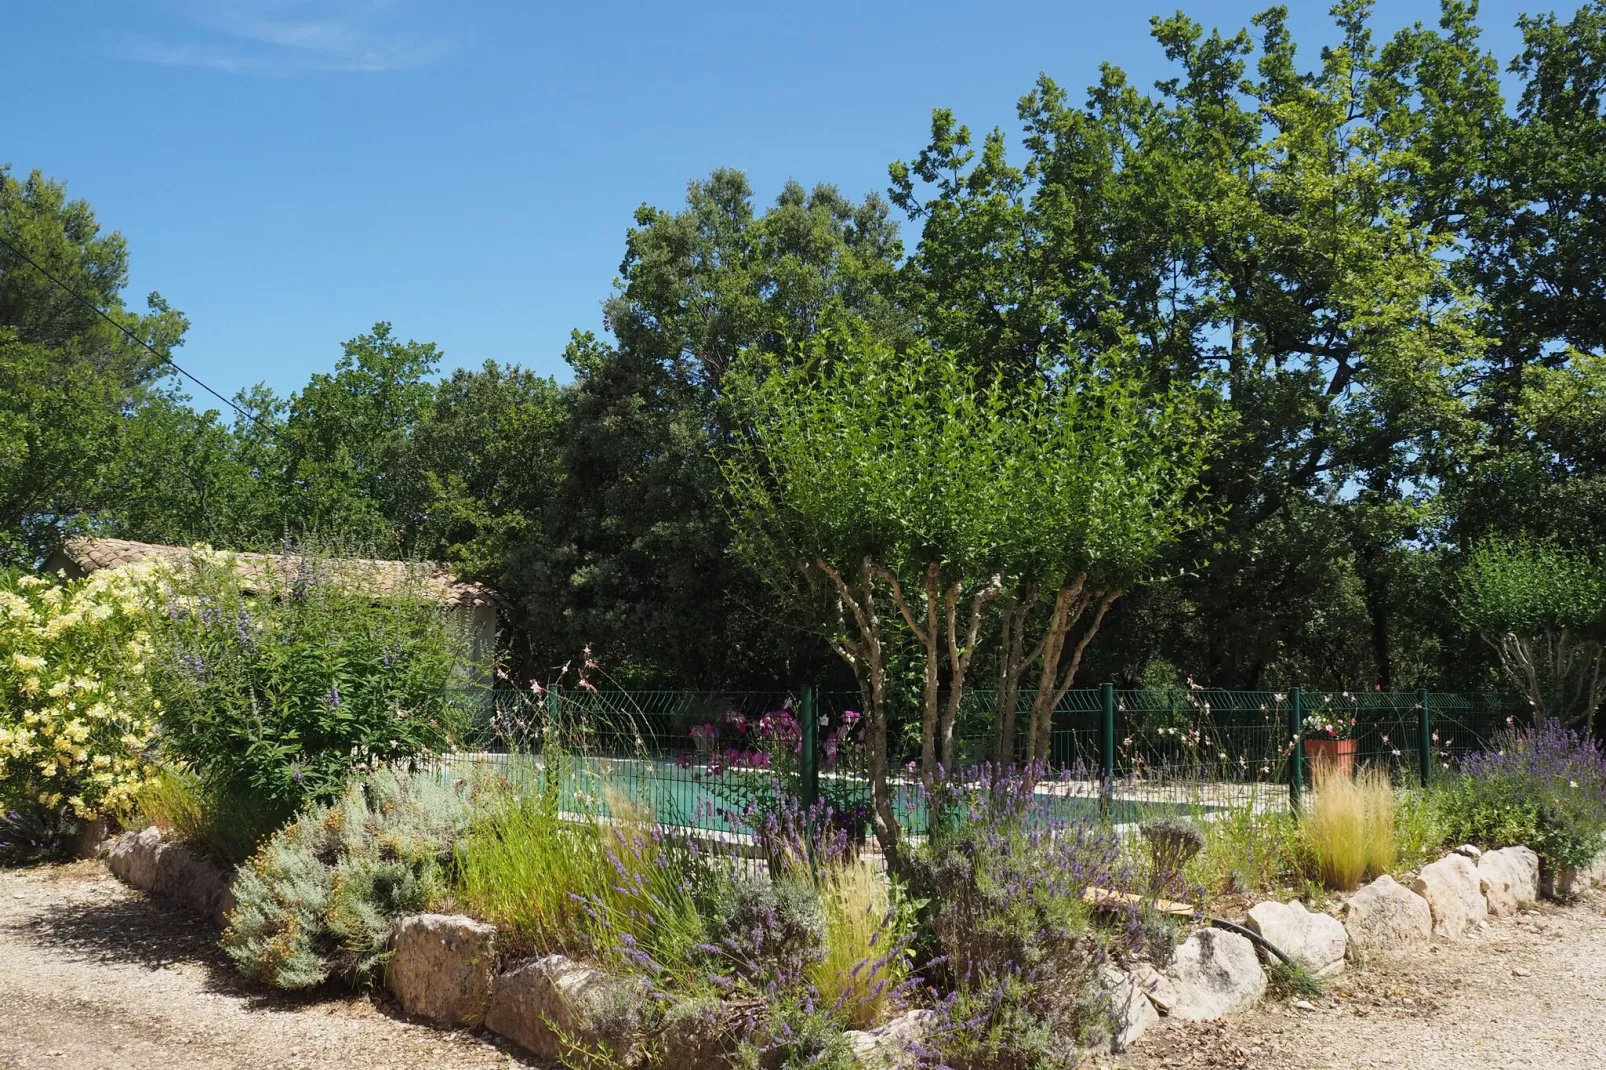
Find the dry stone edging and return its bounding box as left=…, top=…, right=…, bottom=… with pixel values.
left=1244, top=899, right=1347, bottom=976
left=104, top=825, right=236, bottom=928
left=1412, top=854, right=1487, bottom=940
left=485, top=953, right=648, bottom=1066
left=1342, top=873, right=1431, bottom=953
left=386, top=914, right=498, bottom=1028
left=1163, top=928, right=1266, bottom=1021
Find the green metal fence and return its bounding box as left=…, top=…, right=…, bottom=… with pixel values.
left=438, top=684, right=1527, bottom=837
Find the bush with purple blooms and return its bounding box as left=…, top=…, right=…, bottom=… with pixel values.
left=144, top=548, right=470, bottom=841
left=911, top=762, right=1151, bottom=1070
left=1438, top=719, right=1606, bottom=873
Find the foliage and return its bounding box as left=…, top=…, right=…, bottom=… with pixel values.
left=913, top=763, right=1140, bottom=1067
left=1437, top=720, right=1606, bottom=871
left=707, top=872, right=826, bottom=985
left=1459, top=538, right=1606, bottom=731
left=809, top=861, right=909, bottom=1029
left=1362, top=768, right=1398, bottom=879
left=1184, top=798, right=1308, bottom=899
left=131, top=763, right=281, bottom=865
left=727, top=993, right=859, bottom=1070
left=0, top=166, right=188, bottom=566
left=1391, top=787, right=1448, bottom=873
left=223, top=769, right=469, bottom=990
left=725, top=332, right=1217, bottom=862
left=144, top=548, right=470, bottom=829
left=453, top=777, right=713, bottom=982
left=0, top=567, right=159, bottom=830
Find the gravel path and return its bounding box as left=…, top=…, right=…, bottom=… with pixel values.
left=1118, top=889, right=1606, bottom=1070
left=0, top=861, right=531, bottom=1070
left=4, top=861, right=1602, bottom=1069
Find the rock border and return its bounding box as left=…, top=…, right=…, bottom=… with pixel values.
left=104, top=826, right=236, bottom=928
left=102, top=828, right=1605, bottom=1067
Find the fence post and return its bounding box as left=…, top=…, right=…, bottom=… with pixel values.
left=1417, top=688, right=1432, bottom=789
left=1289, top=687, right=1304, bottom=812
left=1100, top=682, right=1116, bottom=817
left=800, top=686, right=819, bottom=809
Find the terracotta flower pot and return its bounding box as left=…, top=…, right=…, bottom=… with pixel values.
left=1302, top=736, right=1357, bottom=778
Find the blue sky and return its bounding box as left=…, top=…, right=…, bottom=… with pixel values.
left=8, top=0, right=1541, bottom=405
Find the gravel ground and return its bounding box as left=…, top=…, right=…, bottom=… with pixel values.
left=0, top=861, right=534, bottom=1070
left=3, top=861, right=1602, bottom=1070
left=1117, top=889, right=1606, bottom=1070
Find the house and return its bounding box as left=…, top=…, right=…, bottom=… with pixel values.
left=47, top=537, right=505, bottom=678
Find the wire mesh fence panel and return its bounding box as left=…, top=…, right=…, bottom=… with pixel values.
left=434, top=684, right=1527, bottom=835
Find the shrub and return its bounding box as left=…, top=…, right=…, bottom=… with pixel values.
left=728, top=993, right=859, bottom=1070
left=224, top=769, right=469, bottom=989
left=145, top=549, right=471, bottom=837
left=1139, top=816, right=1205, bottom=894
left=132, top=764, right=283, bottom=865
left=913, top=763, right=1140, bottom=1068
left=1392, top=787, right=1447, bottom=872
left=709, top=873, right=826, bottom=984
left=0, top=567, right=160, bottom=842
left=1437, top=720, right=1606, bottom=872
left=1459, top=538, right=1606, bottom=731
left=1184, top=799, right=1307, bottom=897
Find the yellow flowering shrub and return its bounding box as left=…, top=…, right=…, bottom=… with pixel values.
left=0, top=565, right=162, bottom=820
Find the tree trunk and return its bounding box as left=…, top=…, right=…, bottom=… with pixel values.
left=939, top=575, right=1001, bottom=770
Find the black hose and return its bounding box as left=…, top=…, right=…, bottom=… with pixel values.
left=1206, top=916, right=1298, bottom=969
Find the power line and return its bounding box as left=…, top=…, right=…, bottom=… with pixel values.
left=0, top=230, right=280, bottom=436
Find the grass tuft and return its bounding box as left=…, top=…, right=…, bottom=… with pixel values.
left=808, top=863, right=905, bottom=1029
left=1305, top=762, right=1397, bottom=892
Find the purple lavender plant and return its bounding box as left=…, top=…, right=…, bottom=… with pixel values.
left=911, top=761, right=1147, bottom=1069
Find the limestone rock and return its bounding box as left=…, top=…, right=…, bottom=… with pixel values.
left=486, top=954, right=645, bottom=1065
left=151, top=841, right=236, bottom=927
left=105, top=826, right=164, bottom=889
left=1490, top=846, right=1540, bottom=905
left=1584, top=848, right=1606, bottom=890
left=844, top=1010, right=938, bottom=1069
left=1412, top=855, right=1487, bottom=940
left=105, top=826, right=236, bottom=926
left=387, top=914, right=498, bottom=1028
left=1129, top=962, right=1178, bottom=1015
left=1164, top=929, right=1266, bottom=1021
left=1100, top=967, right=1160, bottom=1052
left=653, top=998, right=729, bottom=1068
left=1341, top=875, right=1431, bottom=953
left=1476, top=852, right=1520, bottom=917
left=1244, top=900, right=1347, bottom=976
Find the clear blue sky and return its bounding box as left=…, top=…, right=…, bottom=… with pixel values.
left=8, top=1, right=1542, bottom=405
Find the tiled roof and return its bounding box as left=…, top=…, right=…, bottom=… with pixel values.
left=60, top=537, right=506, bottom=609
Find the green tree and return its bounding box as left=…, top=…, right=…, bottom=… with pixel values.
left=531, top=171, right=905, bottom=686
left=888, top=4, right=1488, bottom=688
left=725, top=334, right=1216, bottom=867
left=1460, top=538, right=1606, bottom=731
left=0, top=167, right=188, bottom=564
left=410, top=360, right=569, bottom=578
